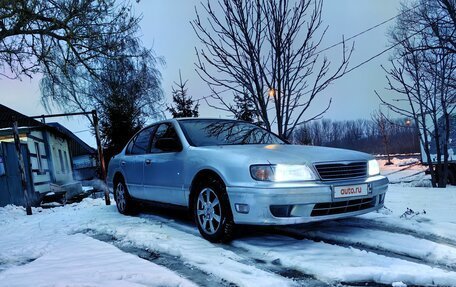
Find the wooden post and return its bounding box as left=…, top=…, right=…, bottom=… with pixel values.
left=92, top=110, right=111, bottom=205
left=12, top=121, right=32, bottom=215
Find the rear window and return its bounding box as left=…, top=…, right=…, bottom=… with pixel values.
left=128, top=126, right=155, bottom=155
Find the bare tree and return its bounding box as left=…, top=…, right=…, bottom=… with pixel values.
left=398, top=0, right=456, bottom=54
left=192, top=0, right=353, bottom=139
left=293, top=125, right=312, bottom=145
left=0, top=0, right=140, bottom=80
left=372, top=110, right=393, bottom=165
left=378, top=0, right=456, bottom=187
left=293, top=117, right=419, bottom=154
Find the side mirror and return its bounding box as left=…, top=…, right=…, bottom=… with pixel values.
left=155, top=137, right=182, bottom=152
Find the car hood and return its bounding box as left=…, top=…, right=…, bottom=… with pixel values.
left=198, top=144, right=372, bottom=165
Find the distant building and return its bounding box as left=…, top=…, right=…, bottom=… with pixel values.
left=47, top=123, right=97, bottom=181
left=0, top=104, right=94, bottom=206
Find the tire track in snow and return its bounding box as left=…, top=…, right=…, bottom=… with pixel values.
left=231, top=235, right=448, bottom=287
left=330, top=218, right=456, bottom=248
left=138, top=213, right=331, bottom=287
left=276, top=226, right=456, bottom=273
left=84, top=231, right=232, bottom=287
left=77, top=209, right=295, bottom=287
left=137, top=208, right=455, bottom=286
left=138, top=212, right=432, bottom=287
left=0, top=258, right=37, bottom=273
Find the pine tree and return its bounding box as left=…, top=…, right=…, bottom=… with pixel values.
left=233, top=93, right=256, bottom=123
left=167, top=71, right=199, bottom=118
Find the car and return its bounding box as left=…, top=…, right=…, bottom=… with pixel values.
left=107, top=118, right=388, bottom=242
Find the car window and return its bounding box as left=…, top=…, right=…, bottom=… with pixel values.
left=150, top=124, right=181, bottom=153
left=130, top=126, right=155, bottom=155
left=178, top=119, right=285, bottom=146
left=125, top=135, right=137, bottom=154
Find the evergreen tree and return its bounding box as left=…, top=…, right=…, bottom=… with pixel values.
left=167, top=71, right=199, bottom=118
left=233, top=93, right=256, bottom=123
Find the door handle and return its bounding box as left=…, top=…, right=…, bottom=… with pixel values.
left=145, top=159, right=152, bottom=165
left=120, top=161, right=126, bottom=166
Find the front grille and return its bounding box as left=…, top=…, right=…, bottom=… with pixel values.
left=315, top=161, right=367, bottom=180
left=311, top=197, right=376, bottom=217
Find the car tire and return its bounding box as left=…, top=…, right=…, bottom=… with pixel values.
left=114, top=178, right=138, bottom=215
left=193, top=178, right=235, bottom=243
left=447, top=170, right=456, bottom=185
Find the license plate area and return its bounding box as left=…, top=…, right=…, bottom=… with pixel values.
left=333, top=184, right=368, bottom=199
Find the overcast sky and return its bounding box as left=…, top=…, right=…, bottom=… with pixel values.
left=0, top=0, right=401, bottom=147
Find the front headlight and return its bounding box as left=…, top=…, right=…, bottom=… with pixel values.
left=250, top=164, right=316, bottom=182
left=368, top=159, right=380, bottom=176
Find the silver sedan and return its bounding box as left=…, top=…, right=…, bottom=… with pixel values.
left=107, top=118, right=388, bottom=242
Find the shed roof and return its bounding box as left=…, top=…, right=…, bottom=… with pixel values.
left=0, top=104, right=45, bottom=129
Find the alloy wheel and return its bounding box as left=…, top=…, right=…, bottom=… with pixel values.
left=116, top=183, right=126, bottom=213
left=196, top=188, right=222, bottom=235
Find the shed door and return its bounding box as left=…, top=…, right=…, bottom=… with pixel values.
left=0, top=142, right=35, bottom=207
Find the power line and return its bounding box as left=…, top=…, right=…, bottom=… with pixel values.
left=344, top=13, right=445, bottom=75
left=73, top=129, right=91, bottom=134
left=192, top=86, right=239, bottom=103
left=316, top=4, right=420, bottom=54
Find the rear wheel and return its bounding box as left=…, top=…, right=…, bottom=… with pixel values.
left=114, top=179, right=137, bottom=215
left=193, top=179, right=235, bottom=243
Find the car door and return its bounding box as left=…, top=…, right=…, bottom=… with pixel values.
left=121, top=126, right=155, bottom=199
left=142, top=123, right=186, bottom=205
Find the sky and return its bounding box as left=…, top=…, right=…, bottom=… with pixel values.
left=0, top=0, right=401, bottom=147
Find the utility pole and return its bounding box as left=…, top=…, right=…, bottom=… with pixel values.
left=92, top=110, right=111, bottom=205
left=12, top=120, right=32, bottom=215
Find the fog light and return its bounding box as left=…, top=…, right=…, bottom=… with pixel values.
left=235, top=204, right=250, bottom=214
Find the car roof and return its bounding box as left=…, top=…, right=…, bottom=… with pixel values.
left=174, top=117, right=238, bottom=121
left=143, top=118, right=241, bottom=129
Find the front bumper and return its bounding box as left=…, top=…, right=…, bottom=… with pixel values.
left=226, top=175, right=388, bottom=225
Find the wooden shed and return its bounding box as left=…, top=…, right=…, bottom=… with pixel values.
left=0, top=105, right=77, bottom=206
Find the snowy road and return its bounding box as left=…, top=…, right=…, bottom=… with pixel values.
left=1, top=159, right=456, bottom=286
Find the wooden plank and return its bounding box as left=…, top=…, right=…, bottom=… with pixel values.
left=12, top=122, right=32, bottom=215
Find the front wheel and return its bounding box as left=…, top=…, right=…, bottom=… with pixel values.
left=194, top=180, right=235, bottom=243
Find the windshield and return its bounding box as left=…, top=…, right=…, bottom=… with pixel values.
left=179, top=119, right=285, bottom=147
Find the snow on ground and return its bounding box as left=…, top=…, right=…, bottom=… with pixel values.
left=379, top=156, right=429, bottom=184
left=1, top=156, right=456, bottom=286
left=373, top=184, right=456, bottom=223
left=0, top=234, right=197, bottom=287
left=306, top=223, right=456, bottom=268
left=231, top=183, right=456, bottom=286
left=233, top=236, right=456, bottom=286
left=0, top=199, right=293, bottom=287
